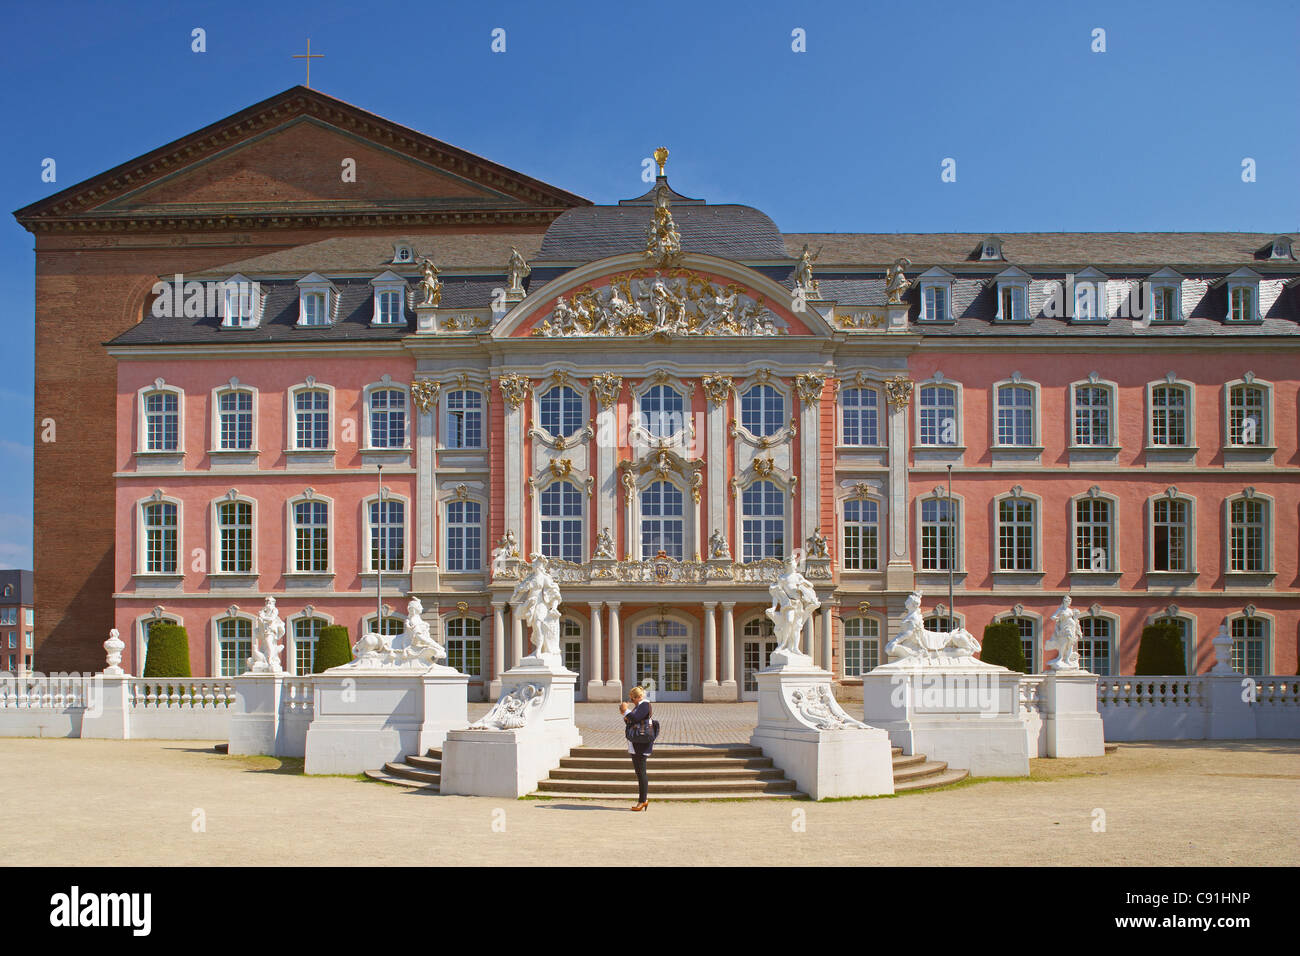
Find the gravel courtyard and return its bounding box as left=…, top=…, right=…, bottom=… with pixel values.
left=1, top=736, right=1296, bottom=866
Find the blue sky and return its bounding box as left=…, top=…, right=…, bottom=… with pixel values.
left=1, top=0, right=1297, bottom=570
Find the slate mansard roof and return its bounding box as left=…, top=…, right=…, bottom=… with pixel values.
left=107, top=176, right=1300, bottom=348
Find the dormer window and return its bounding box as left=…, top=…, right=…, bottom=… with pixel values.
left=391, top=241, right=415, bottom=265
left=917, top=268, right=955, bottom=322
left=1146, top=268, right=1184, bottom=324
left=979, top=237, right=1004, bottom=261
left=994, top=267, right=1031, bottom=322
left=370, top=271, right=408, bottom=326
left=1072, top=268, right=1108, bottom=322
left=1224, top=268, right=1261, bottom=323
left=1266, top=237, right=1294, bottom=261
left=296, top=273, right=337, bottom=328
left=220, top=274, right=260, bottom=329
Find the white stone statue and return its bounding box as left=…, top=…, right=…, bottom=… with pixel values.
left=468, top=682, right=545, bottom=730
left=884, top=257, right=911, bottom=305
left=708, top=528, right=730, bottom=560
left=397, top=597, right=447, bottom=666
left=766, top=549, right=819, bottom=666
left=511, top=554, right=563, bottom=662
left=490, top=529, right=519, bottom=577
left=248, top=597, right=285, bottom=674
left=1211, top=623, right=1235, bottom=674
left=885, top=591, right=981, bottom=664
left=805, top=527, right=829, bottom=559
left=418, top=256, right=442, bottom=307
left=791, top=684, right=868, bottom=730
left=351, top=628, right=395, bottom=665
left=103, top=628, right=126, bottom=676
left=506, top=247, right=530, bottom=297
left=794, top=243, right=820, bottom=295
left=1046, top=595, right=1082, bottom=671
left=594, top=527, right=616, bottom=560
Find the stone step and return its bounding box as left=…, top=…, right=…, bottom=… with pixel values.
left=537, top=777, right=798, bottom=795
left=364, top=768, right=436, bottom=789
left=559, top=755, right=775, bottom=770
left=534, top=790, right=809, bottom=801
left=382, top=762, right=441, bottom=785
left=571, top=746, right=765, bottom=759
left=1104, top=743, right=1119, bottom=753
left=549, top=767, right=787, bottom=783
left=894, top=768, right=968, bottom=792
left=406, top=754, right=443, bottom=771
left=891, top=753, right=928, bottom=770
left=892, top=759, right=952, bottom=783
left=426, top=748, right=443, bottom=759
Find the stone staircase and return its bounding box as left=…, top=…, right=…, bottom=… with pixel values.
left=364, top=744, right=969, bottom=798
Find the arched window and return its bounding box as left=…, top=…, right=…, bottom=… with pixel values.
left=293, top=499, right=329, bottom=572
left=364, top=614, right=404, bottom=638
left=539, top=385, right=583, bottom=437
left=446, top=500, right=483, bottom=572
left=216, top=389, right=254, bottom=450
left=1230, top=616, right=1269, bottom=675
left=444, top=390, right=483, bottom=448
left=640, top=481, right=684, bottom=560
left=842, top=498, right=879, bottom=570
left=740, top=384, right=784, bottom=437
left=217, top=500, right=253, bottom=573
left=918, top=384, right=958, bottom=446
left=741, top=481, right=784, bottom=561
left=539, top=481, right=583, bottom=563
left=368, top=388, right=407, bottom=448
left=143, top=389, right=180, bottom=451
left=841, top=387, right=879, bottom=446
left=1150, top=384, right=1189, bottom=446
left=294, top=389, right=330, bottom=449
left=446, top=618, right=482, bottom=677
left=1073, top=384, right=1113, bottom=446
left=996, top=384, right=1035, bottom=446
left=143, top=501, right=178, bottom=574
left=842, top=617, right=880, bottom=677
left=1228, top=497, right=1268, bottom=572
left=641, top=384, right=684, bottom=440
left=1228, top=384, right=1265, bottom=446
left=924, top=614, right=956, bottom=633
left=217, top=617, right=252, bottom=677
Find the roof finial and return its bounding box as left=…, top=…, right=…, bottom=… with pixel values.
left=653, top=146, right=669, bottom=177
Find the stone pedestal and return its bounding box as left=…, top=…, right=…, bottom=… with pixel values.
left=1206, top=674, right=1256, bottom=739
left=1041, top=671, right=1105, bottom=757
left=441, top=658, right=582, bottom=797
left=702, top=680, right=738, bottom=702
left=229, top=672, right=284, bottom=756
left=749, top=662, right=894, bottom=799
left=80, top=675, right=132, bottom=740
left=862, top=661, right=1029, bottom=777
left=303, top=666, right=468, bottom=775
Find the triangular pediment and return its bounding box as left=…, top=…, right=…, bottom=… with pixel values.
left=14, top=87, right=587, bottom=229
left=493, top=253, right=835, bottom=340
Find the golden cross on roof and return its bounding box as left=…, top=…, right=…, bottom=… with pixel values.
left=292, top=38, right=324, bottom=88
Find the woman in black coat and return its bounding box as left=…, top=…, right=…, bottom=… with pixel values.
left=620, top=685, right=653, bottom=811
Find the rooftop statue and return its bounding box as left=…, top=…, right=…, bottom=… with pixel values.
left=418, top=256, right=442, bottom=307
left=506, top=247, right=530, bottom=297
left=884, top=257, right=912, bottom=305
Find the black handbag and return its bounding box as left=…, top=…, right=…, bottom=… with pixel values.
left=626, top=706, right=660, bottom=746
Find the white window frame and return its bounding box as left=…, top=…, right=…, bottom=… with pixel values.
left=443, top=494, right=487, bottom=574
left=993, top=266, right=1032, bottom=322
left=286, top=609, right=334, bottom=677
left=841, top=614, right=884, bottom=678
left=1069, top=488, right=1120, bottom=573
left=638, top=478, right=689, bottom=561
left=1223, top=268, right=1261, bottom=323
left=737, top=477, right=789, bottom=563
left=444, top=614, right=486, bottom=679
left=363, top=376, right=411, bottom=451
left=295, top=273, right=338, bottom=327
left=285, top=491, right=334, bottom=577
left=286, top=379, right=335, bottom=452
left=212, top=611, right=256, bottom=678
left=362, top=491, right=411, bottom=574
left=736, top=382, right=788, bottom=441
left=443, top=388, right=486, bottom=450
left=136, top=379, right=184, bottom=455
left=1069, top=374, right=1117, bottom=449
left=137, top=492, right=183, bottom=577
left=913, top=375, right=964, bottom=448
left=134, top=611, right=184, bottom=678
left=631, top=374, right=693, bottom=447
left=916, top=268, right=955, bottom=323
left=1224, top=490, right=1274, bottom=576
left=993, top=610, right=1043, bottom=673
left=916, top=491, right=964, bottom=574
left=1145, top=268, right=1184, bottom=324
left=1145, top=375, right=1196, bottom=449
left=991, top=375, right=1041, bottom=449
left=219, top=274, right=261, bottom=329
left=1223, top=374, right=1273, bottom=449
left=1076, top=610, right=1119, bottom=676
left=370, top=271, right=408, bottom=326
left=840, top=494, right=882, bottom=572
left=210, top=491, right=258, bottom=577
left=1071, top=268, right=1109, bottom=323
left=1226, top=610, right=1274, bottom=676
left=838, top=383, right=882, bottom=447
left=210, top=378, right=259, bottom=454
left=1147, top=489, right=1197, bottom=575
left=992, top=489, right=1042, bottom=574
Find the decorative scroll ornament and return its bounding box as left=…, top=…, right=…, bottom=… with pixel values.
left=506, top=247, right=531, bottom=297
left=645, top=184, right=683, bottom=267
left=535, top=271, right=780, bottom=338
left=884, top=257, right=911, bottom=305
left=418, top=256, right=442, bottom=307
left=590, top=372, right=623, bottom=409
left=702, top=373, right=734, bottom=406
left=753, top=456, right=776, bottom=478
left=498, top=373, right=533, bottom=410
left=883, top=376, right=914, bottom=409
left=469, top=682, right=546, bottom=730
left=549, top=458, right=574, bottom=481
left=839, top=311, right=884, bottom=330
left=793, top=243, right=821, bottom=297
left=795, top=372, right=827, bottom=405
left=791, top=685, right=868, bottom=731
left=410, top=380, right=440, bottom=412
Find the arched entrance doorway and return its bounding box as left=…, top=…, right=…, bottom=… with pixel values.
left=630, top=617, right=692, bottom=701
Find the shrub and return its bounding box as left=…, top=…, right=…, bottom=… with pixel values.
left=980, top=621, right=1028, bottom=673
left=1135, top=622, right=1187, bottom=676
left=141, top=622, right=192, bottom=678
left=314, top=625, right=354, bottom=673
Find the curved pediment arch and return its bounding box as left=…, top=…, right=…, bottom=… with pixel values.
left=491, top=252, right=835, bottom=340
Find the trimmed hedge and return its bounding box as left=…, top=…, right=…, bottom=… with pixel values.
left=142, top=622, right=192, bottom=678
left=980, top=621, right=1028, bottom=673
left=1135, top=622, right=1187, bottom=676
left=314, top=625, right=354, bottom=673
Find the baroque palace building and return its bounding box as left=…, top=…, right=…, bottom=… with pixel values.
left=16, top=88, right=1300, bottom=696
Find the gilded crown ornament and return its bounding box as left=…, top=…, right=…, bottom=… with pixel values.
left=884, top=376, right=914, bottom=409
left=795, top=372, right=827, bottom=405
left=702, top=374, right=734, bottom=406
left=591, top=372, right=623, bottom=409
left=653, top=147, right=669, bottom=176
left=410, top=380, right=440, bottom=412
left=498, top=373, right=533, bottom=410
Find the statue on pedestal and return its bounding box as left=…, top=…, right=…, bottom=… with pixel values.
left=1046, top=595, right=1082, bottom=671
left=490, top=529, right=519, bottom=577
left=884, top=257, right=912, bottom=305
left=766, top=549, right=819, bottom=666
left=248, top=597, right=285, bottom=674
left=794, top=244, right=821, bottom=296
left=418, top=256, right=442, bottom=307
left=506, top=247, right=530, bottom=297
left=511, top=554, right=563, bottom=662
left=103, top=628, right=126, bottom=676
left=885, top=591, right=981, bottom=663
left=1211, top=623, right=1235, bottom=674
left=398, top=597, right=447, bottom=667
left=594, top=527, right=616, bottom=560
left=708, top=528, right=730, bottom=560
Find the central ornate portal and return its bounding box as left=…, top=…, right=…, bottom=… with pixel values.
left=632, top=619, right=691, bottom=701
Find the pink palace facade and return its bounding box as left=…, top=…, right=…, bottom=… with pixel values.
left=109, top=170, right=1300, bottom=701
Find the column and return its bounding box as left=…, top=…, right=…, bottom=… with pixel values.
left=702, top=602, right=719, bottom=700
left=511, top=606, right=523, bottom=668
left=805, top=617, right=816, bottom=665
left=489, top=602, right=505, bottom=697
left=720, top=602, right=737, bottom=699
left=587, top=601, right=604, bottom=699
left=606, top=602, right=623, bottom=696
left=821, top=603, right=833, bottom=677
left=885, top=381, right=915, bottom=591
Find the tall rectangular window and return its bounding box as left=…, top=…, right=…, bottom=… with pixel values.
left=294, top=501, right=329, bottom=572
left=218, top=501, right=253, bottom=573
left=1077, top=618, right=1111, bottom=675
left=446, top=618, right=483, bottom=677
left=741, top=481, right=784, bottom=562
left=1150, top=385, right=1187, bottom=446
left=998, top=498, right=1035, bottom=571
left=219, top=618, right=252, bottom=677
left=996, top=385, right=1034, bottom=446
left=918, top=385, right=957, bottom=446
left=1074, top=498, right=1111, bottom=571
left=444, top=390, right=483, bottom=448
left=539, top=482, right=583, bottom=563
left=842, top=498, right=878, bottom=571
left=1229, top=286, right=1254, bottom=322
left=920, top=497, right=956, bottom=571
left=1228, top=385, right=1264, bottom=446
left=370, top=500, right=405, bottom=572
left=1000, top=285, right=1026, bottom=321
left=923, top=285, right=948, bottom=321
left=841, top=388, right=879, bottom=446
left=144, top=391, right=179, bottom=451
left=300, top=292, right=328, bottom=326
left=294, top=617, right=323, bottom=675
left=1230, top=618, right=1266, bottom=675
left=842, top=618, right=879, bottom=677
left=295, top=390, right=330, bottom=449
left=640, top=481, right=684, bottom=560
left=1152, top=498, right=1188, bottom=572
left=143, top=502, right=177, bottom=574
left=1073, top=385, right=1111, bottom=445
left=369, top=389, right=407, bottom=448
left=218, top=391, right=253, bottom=450
left=446, top=500, right=482, bottom=572
left=1153, top=286, right=1177, bottom=322
left=376, top=289, right=404, bottom=324
left=1229, top=498, right=1265, bottom=572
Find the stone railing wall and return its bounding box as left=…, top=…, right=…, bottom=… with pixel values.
left=1096, top=674, right=1300, bottom=741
